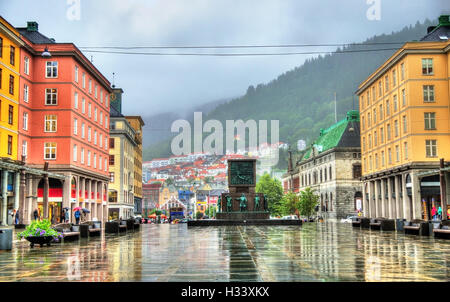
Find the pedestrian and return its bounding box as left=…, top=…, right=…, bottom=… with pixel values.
left=10, top=210, right=15, bottom=224
left=61, top=209, right=66, bottom=223
left=65, top=209, right=70, bottom=224
left=431, top=206, right=437, bottom=220
left=438, top=206, right=442, bottom=220
left=33, top=208, right=39, bottom=221
left=15, top=210, right=19, bottom=225
left=74, top=209, right=81, bottom=225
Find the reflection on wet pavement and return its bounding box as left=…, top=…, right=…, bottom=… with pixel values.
left=0, top=222, right=449, bottom=282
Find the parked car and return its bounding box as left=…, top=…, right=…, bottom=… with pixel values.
left=340, top=215, right=358, bottom=223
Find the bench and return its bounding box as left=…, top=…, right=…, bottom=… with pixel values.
left=380, top=219, right=396, bottom=231
left=369, top=218, right=383, bottom=230
left=404, top=220, right=430, bottom=236
left=53, top=223, right=80, bottom=242
left=433, top=220, right=450, bottom=239
left=80, top=221, right=102, bottom=238
left=119, top=220, right=127, bottom=232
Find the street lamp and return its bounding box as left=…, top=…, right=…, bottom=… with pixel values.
left=41, top=47, right=51, bottom=58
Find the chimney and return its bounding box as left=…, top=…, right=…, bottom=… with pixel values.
left=27, top=21, right=38, bottom=32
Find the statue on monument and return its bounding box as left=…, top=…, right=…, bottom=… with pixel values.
left=226, top=195, right=233, bottom=212
left=254, top=195, right=260, bottom=211
left=239, top=193, right=247, bottom=212
left=263, top=194, right=268, bottom=211
left=217, top=195, right=221, bottom=213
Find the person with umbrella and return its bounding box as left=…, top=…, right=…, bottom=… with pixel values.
left=65, top=208, right=70, bottom=223
left=74, top=207, right=81, bottom=225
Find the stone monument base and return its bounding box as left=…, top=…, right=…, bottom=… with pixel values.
left=188, top=219, right=302, bottom=226
left=216, top=211, right=270, bottom=221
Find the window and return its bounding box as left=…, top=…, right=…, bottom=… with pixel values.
left=375, top=153, right=379, bottom=169
left=94, top=107, right=97, bottom=122
left=73, top=145, right=77, bottom=162
left=422, top=58, right=433, bottom=75
left=10, top=46, right=15, bottom=66
left=110, top=172, right=115, bottom=183
left=387, top=124, right=391, bottom=140
left=404, top=142, right=408, bottom=160
left=94, top=130, right=97, bottom=145
left=23, top=112, right=28, bottom=130
left=105, top=95, right=108, bottom=108
left=372, top=87, right=376, bottom=101
left=45, top=88, right=57, bottom=105
left=89, top=79, right=92, bottom=93
left=110, top=138, right=115, bottom=148
left=46, top=61, right=58, bottom=78
left=402, top=89, right=406, bottom=106
left=369, top=156, right=372, bottom=170
left=388, top=148, right=392, bottom=164
left=423, top=85, right=435, bottom=102
left=426, top=140, right=437, bottom=158
left=104, top=158, right=107, bottom=171
left=95, top=85, right=98, bottom=98
left=9, top=75, right=14, bottom=94
left=81, top=148, right=85, bottom=164
left=373, top=109, right=377, bottom=124
left=75, top=66, right=79, bottom=83
left=82, top=73, right=86, bottom=88
left=8, top=105, right=13, bottom=124
left=105, top=137, right=108, bottom=150
left=24, top=84, right=29, bottom=102
left=368, top=113, right=371, bottom=127
left=392, top=70, right=397, bottom=87
left=100, top=91, right=103, bottom=103
left=105, top=116, right=108, bottom=128
left=24, top=57, right=29, bottom=75
left=394, top=120, right=399, bottom=137
left=82, top=98, right=86, bottom=113
left=0, top=68, right=2, bottom=89
left=393, top=95, right=398, bottom=111
left=99, top=156, right=102, bottom=170
left=109, top=155, right=115, bottom=165
left=22, top=141, right=28, bottom=158
left=424, top=112, right=436, bottom=130
left=378, top=81, right=382, bottom=96
left=81, top=122, right=85, bottom=138
left=74, top=92, right=78, bottom=109
left=44, top=115, right=57, bottom=132
left=386, top=100, right=390, bottom=116
left=362, top=117, right=365, bottom=131
left=395, top=145, right=400, bottom=162
left=88, top=103, right=92, bottom=118
left=44, top=142, right=57, bottom=159
left=7, top=135, right=12, bottom=155
left=100, top=134, right=103, bottom=147
left=374, top=131, right=377, bottom=146
left=380, top=127, right=384, bottom=143
left=381, top=151, right=385, bottom=167
left=88, top=127, right=91, bottom=141
left=402, top=115, right=407, bottom=133
left=401, top=63, right=405, bottom=80
left=100, top=112, right=103, bottom=125
left=74, top=118, right=78, bottom=135
left=368, top=134, right=372, bottom=148
left=385, top=75, right=389, bottom=92
left=94, top=154, right=97, bottom=168
left=367, top=91, right=371, bottom=106
left=87, top=151, right=91, bottom=166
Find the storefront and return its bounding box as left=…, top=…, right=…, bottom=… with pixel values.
left=420, top=175, right=441, bottom=221
left=37, top=178, right=63, bottom=224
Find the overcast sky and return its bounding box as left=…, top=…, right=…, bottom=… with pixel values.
left=1, top=0, right=447, bottom=116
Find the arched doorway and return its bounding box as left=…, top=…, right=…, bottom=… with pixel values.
left=354, top=191, right=363, bottom=212
left=37, top=178, right=63, bottom=223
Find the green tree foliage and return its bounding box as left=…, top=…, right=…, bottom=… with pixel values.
left=256, top=173, right=284, bottom=216
left=298, top=187, right=319, bottom=218
left=143, top=20, right=434, bottom=161
left=280, top=192, right=300, bottom=216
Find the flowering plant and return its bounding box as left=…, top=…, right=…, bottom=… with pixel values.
left=17, top=219, right=63, bottom=242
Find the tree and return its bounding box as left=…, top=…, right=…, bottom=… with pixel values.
left=280, top=192, right=300, bottom=216
left=256, top=173, right=284, bottom=217
left=297, top=187, right=319, bottom=219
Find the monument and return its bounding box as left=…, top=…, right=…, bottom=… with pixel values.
left=188, top=158, right=301, bottom=226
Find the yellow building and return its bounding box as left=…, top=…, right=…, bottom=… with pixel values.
left=0, top=17, right=22, bottom=160
left=108, top=88, right=137, bottom=220
left=356, top=15, right=450, bottom=221
left=125, top=116, right=145, bottom=215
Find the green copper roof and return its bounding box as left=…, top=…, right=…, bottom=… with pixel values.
left=302, top=110, right=359, bottom=161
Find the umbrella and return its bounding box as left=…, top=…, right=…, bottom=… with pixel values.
left=82, top=208, right=90, bottom=213
left=73, top=207, right=82, bottom=211
left=148, top=214, right=157, bottom=218
left=160, top=214, right=167, bottom=219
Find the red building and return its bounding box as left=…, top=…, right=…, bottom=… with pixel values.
left=16, top=22, right=112, bottom=223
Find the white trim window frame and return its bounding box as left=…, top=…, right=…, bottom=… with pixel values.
left=45, top=61, right=58, bottom=78
left=44, top=115, right=57, bottom=132
left=24, top=56, right=30, bottom=75
left=23, top=112, right=28, bottom=130
left=44, top=142, right=57, bottom=160
left=45, top=88, right=58, bottom=105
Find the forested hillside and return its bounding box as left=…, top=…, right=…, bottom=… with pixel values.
left=143, top=19, right=434, bottom=161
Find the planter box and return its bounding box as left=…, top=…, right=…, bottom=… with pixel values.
left=26, top=236, right=54, bottom=248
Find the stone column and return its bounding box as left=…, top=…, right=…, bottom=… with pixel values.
left=401, top=173, right=411, bottom=221
left=387, top=177, right=393, bottom=219
left=14, top=171, right=20, bottom=210
left=1, top=170, right=8, bottom=226
left=18, top=170, right=26, bottom=225
left=93, top=180, right=98, bottom=220
left=411, top=172, right=422, bottom=220
left=362, top=181, right=368, bottom=217
left=62, top=175, right=71, bottom=209
left=367, top=180, right=373, bottom=218
left=374, top=179, right=379, bottom=217
left=380, top=178, right=386, bottom=218
left=394, top=175, right=401, bottom=219
left=43, top=174, right=49, bottom=219
left=31, top=176, right=38, bottom=220
left=24, top=174, right=32, bottom=225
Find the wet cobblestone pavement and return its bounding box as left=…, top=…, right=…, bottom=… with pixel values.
left=0, top=222, right=449, bottom=282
